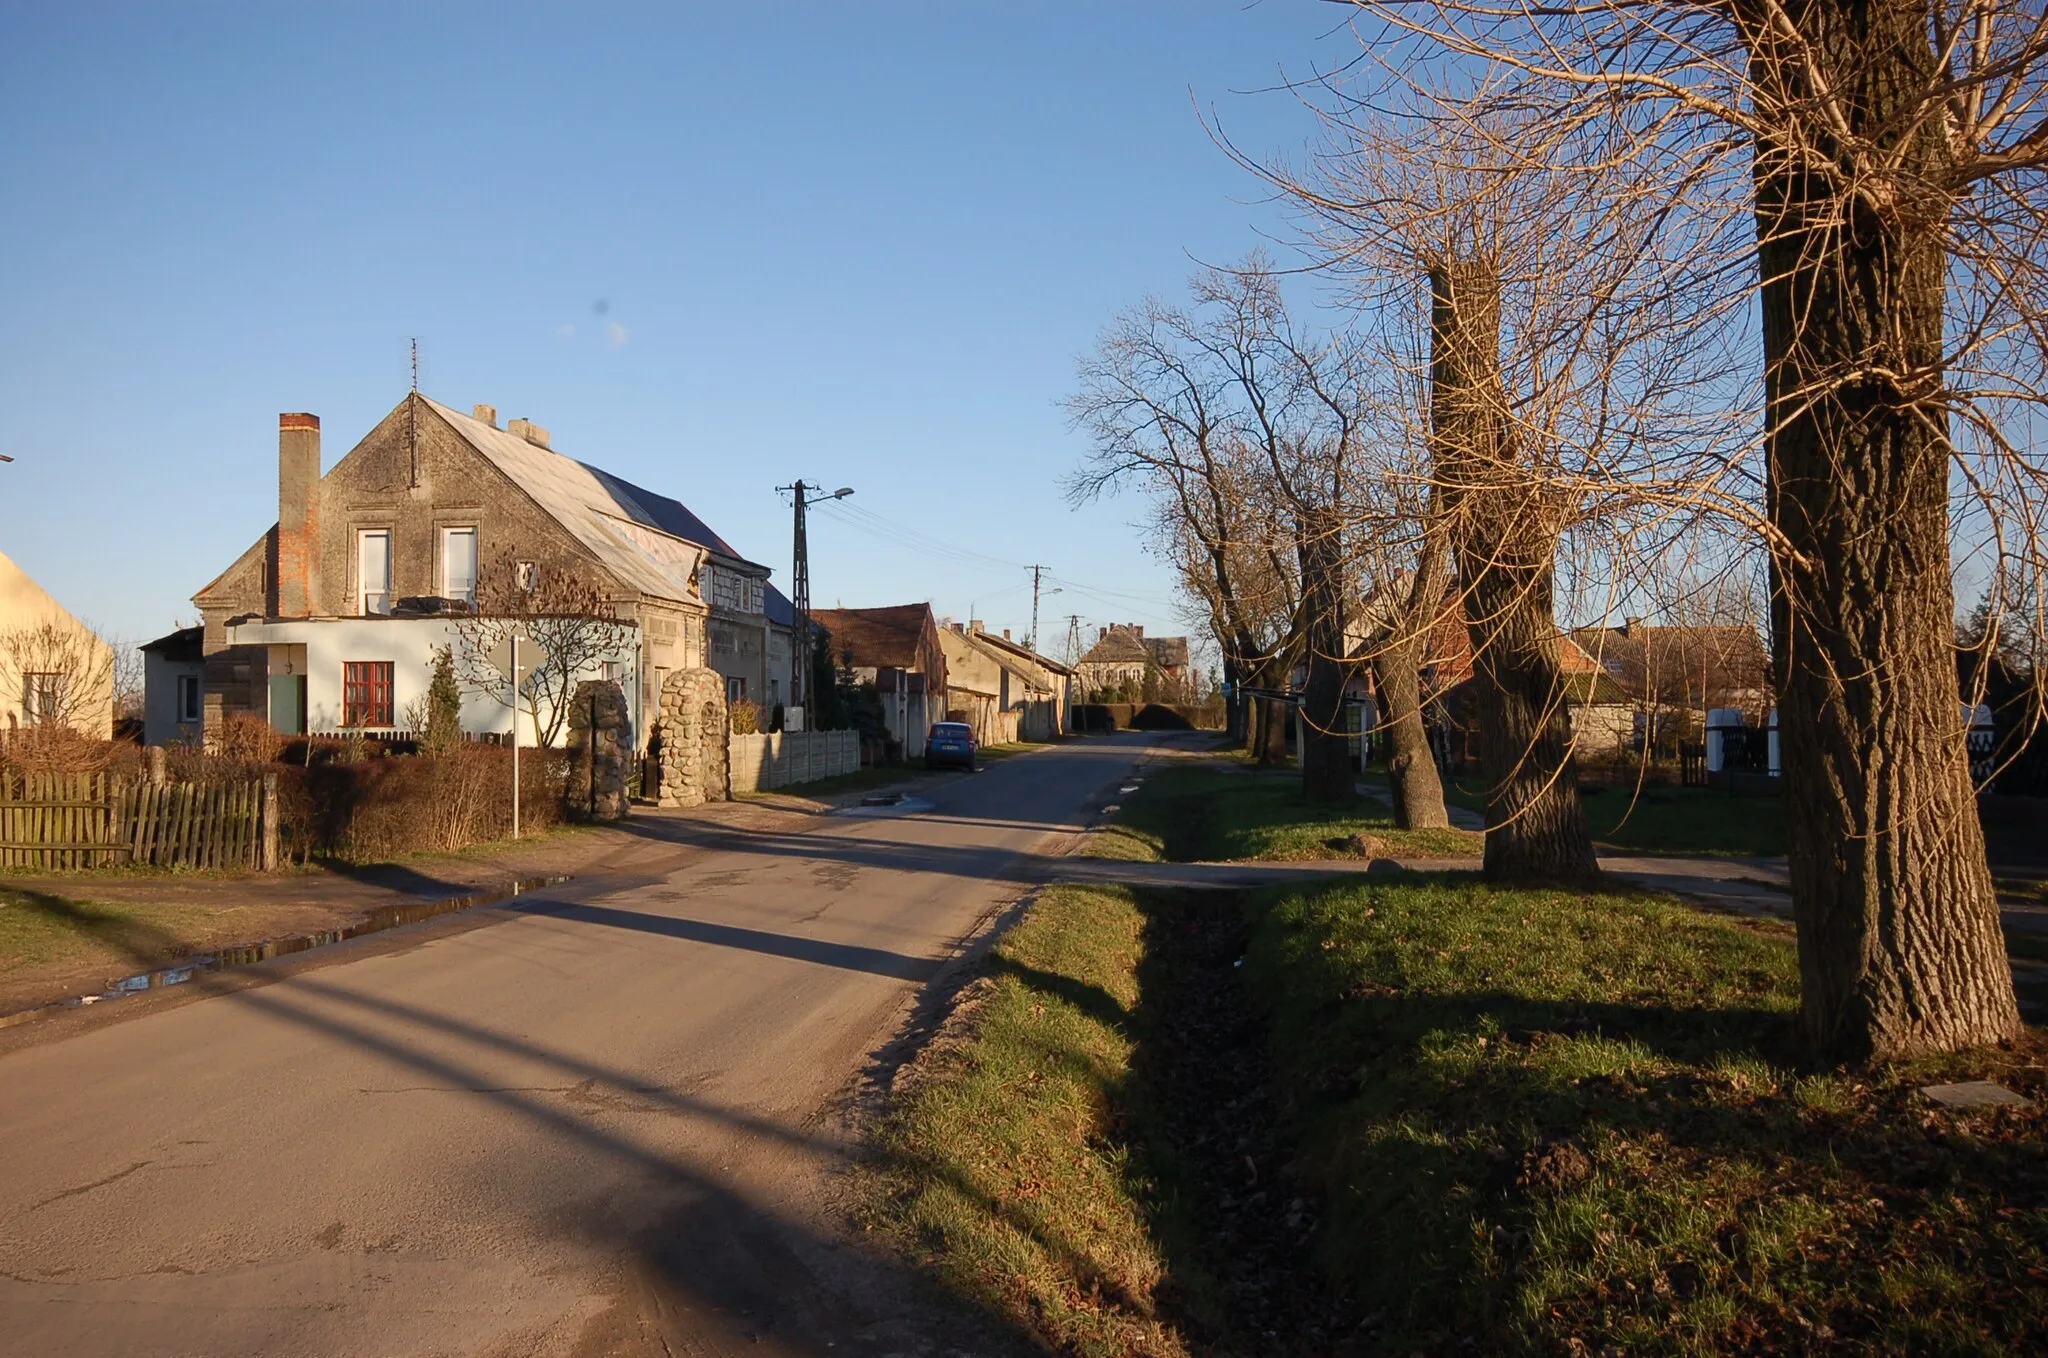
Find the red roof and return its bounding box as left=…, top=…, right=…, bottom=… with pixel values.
left=810, top=604, right=944, bottom=678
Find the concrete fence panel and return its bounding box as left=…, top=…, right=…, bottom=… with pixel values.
left=725, top=730, right=860, bottom=793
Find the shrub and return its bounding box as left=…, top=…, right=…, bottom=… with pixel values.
left=729, top=698, right=761, bottom=735
left=0, top=725, right=118, bottom=775
left=422, top=646, right=463, bottom=756
left=212, top=712, right=284, bottom=765
left=279, top=745, right=567, bottom=862
left=1130, top=703, right=1194, bottom=730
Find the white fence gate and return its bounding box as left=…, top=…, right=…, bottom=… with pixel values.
left=727, top=730, right=861, bottom=793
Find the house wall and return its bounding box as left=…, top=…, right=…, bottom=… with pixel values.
left=0, top=550, right=114, bottom=737
left=765, top=624, right=791, bottom=713
left=943, top=627, right=1072, bottom=741
left=227, top=616, right=638, bottom=748
left=143, top=651, right=204, bottom=746
left=1570, top=703, right=1635, bottom=753
left=194, top=401, right=710, bottom=750
left=937, top=629, right=1006, bottom=706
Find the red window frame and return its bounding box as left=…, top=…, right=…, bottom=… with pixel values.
left=342, top=661, right=395, bottom=728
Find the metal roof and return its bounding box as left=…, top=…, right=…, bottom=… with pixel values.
left=428, top=399, right=764, bottom=609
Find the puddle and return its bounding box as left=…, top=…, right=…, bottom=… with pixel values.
left=839, top=796, right=935, bottom=818
left=0, top=875, right=571, bottom=1031
left=860, top=793, right=905, bottom=807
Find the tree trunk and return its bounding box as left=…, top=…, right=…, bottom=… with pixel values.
left=1429, top=260, right=1598, bottom=882
left=1745, top=0, right=2019, bottom=1060
left=1299, top=510, right=1357, bottom=802
left=1222, top=653, right=1248, bottom=748
left=1371, top=637, right=1449, bottom=829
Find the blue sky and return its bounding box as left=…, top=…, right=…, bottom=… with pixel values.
left=0, top=2, right=1354, bottom=661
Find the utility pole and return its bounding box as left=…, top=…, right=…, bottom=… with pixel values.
left=790, top=480, right=812, bottom=717
left=777, top=480, right=854, bottom=726
left=1064, top=614, right=1083, bottom=668
left=1026, top=564, right=1050, bottom=652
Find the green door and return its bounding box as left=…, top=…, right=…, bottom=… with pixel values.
left=269, top=674, right=306, bottom=735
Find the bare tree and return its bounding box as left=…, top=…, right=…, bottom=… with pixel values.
left=453, top=553, right=639, bottom=748
left=111, top=639, right=145, bottom=724
left=1223, top=102, right=1731, bottom=875
left=1430, top=258, right=1601, bottom=877
left=1069, top=287, right=1304, bottom=767
left=0, top=620, right=115, bottom=736
left=1070, top=261, right=1373, bottom=798
left=1290, top=0, right=2046, bottom=1057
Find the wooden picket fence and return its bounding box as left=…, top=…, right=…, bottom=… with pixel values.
left=0, top=771, right=278, bottom=871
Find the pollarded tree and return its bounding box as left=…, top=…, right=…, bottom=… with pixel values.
left=1298, top=0, right=2048, bottom=1057
left=1226, top=99, right=1734, bottom=875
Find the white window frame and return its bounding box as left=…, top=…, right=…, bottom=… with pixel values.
left=440, top=526, right=478, bottom=607
left=357, top=529, right=393, bottom=616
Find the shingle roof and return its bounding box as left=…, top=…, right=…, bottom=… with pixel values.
left=427, top=398, right=774, bottom=610
left=140, top=625, right=204, bottom=660
left=810, top=604, right=934, bottom=671
left=1079, top=626, right=1154, bottom=666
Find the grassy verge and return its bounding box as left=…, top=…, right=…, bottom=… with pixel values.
left=0, top=883, right=247, bottom=990
left=1426, top=771, right=1790, bottom=857
left=865, top=878, right=1196, bottom=1356
left=1248, top=873, right=2048, bottom=1353
left=1102, top=766, right=1481, bottom=863
left=1580, top=785, right=1789, bottom=857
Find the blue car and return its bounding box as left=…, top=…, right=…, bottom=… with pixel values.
left=925, top=721, right=978, bottom=771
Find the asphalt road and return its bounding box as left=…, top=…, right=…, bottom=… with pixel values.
left=0, top=733, right=1171, bottom=1358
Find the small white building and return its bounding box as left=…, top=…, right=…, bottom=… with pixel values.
left=139, top=626, right=206, bottom=746
left=222, top=614, right=639, bottom=748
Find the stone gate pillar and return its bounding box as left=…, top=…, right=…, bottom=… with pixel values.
left=655, top=667, right=730, bottom=808
left=564, top=679, right=631, bottom=821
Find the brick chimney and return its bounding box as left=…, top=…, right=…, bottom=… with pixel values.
left=472, top=403, right=498, bottom=428
left=276, top=413, right=321, bottom=617
left=969, top=619, right=984, bottom=633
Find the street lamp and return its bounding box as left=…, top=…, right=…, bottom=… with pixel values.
left=777, top=480, right=854, bottom=726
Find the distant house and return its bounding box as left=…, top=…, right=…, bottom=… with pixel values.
left=0, top=549, right=114, bottom=738
left=1074, top=623, right=1192, bottom=702
left=1568, top=620, right=1771, bottom=737
left=1418, top=606, right=1635, bottom=760
left=181, top=394, right=792, bottom=750
left=936, top=621, right=1073, bottom=744
left=809, top=603, right=949, bottom=758
left=139, top=626, right=205, bottom=747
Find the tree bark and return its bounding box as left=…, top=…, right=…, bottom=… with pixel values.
left=1430, top=260, right=1598, bottom=881
left=1299, top=508, right=1358, bottom=802
left=1744, top=0, right=2019, bottom=1060
left=1371, top=636, right=1450, bottom=829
